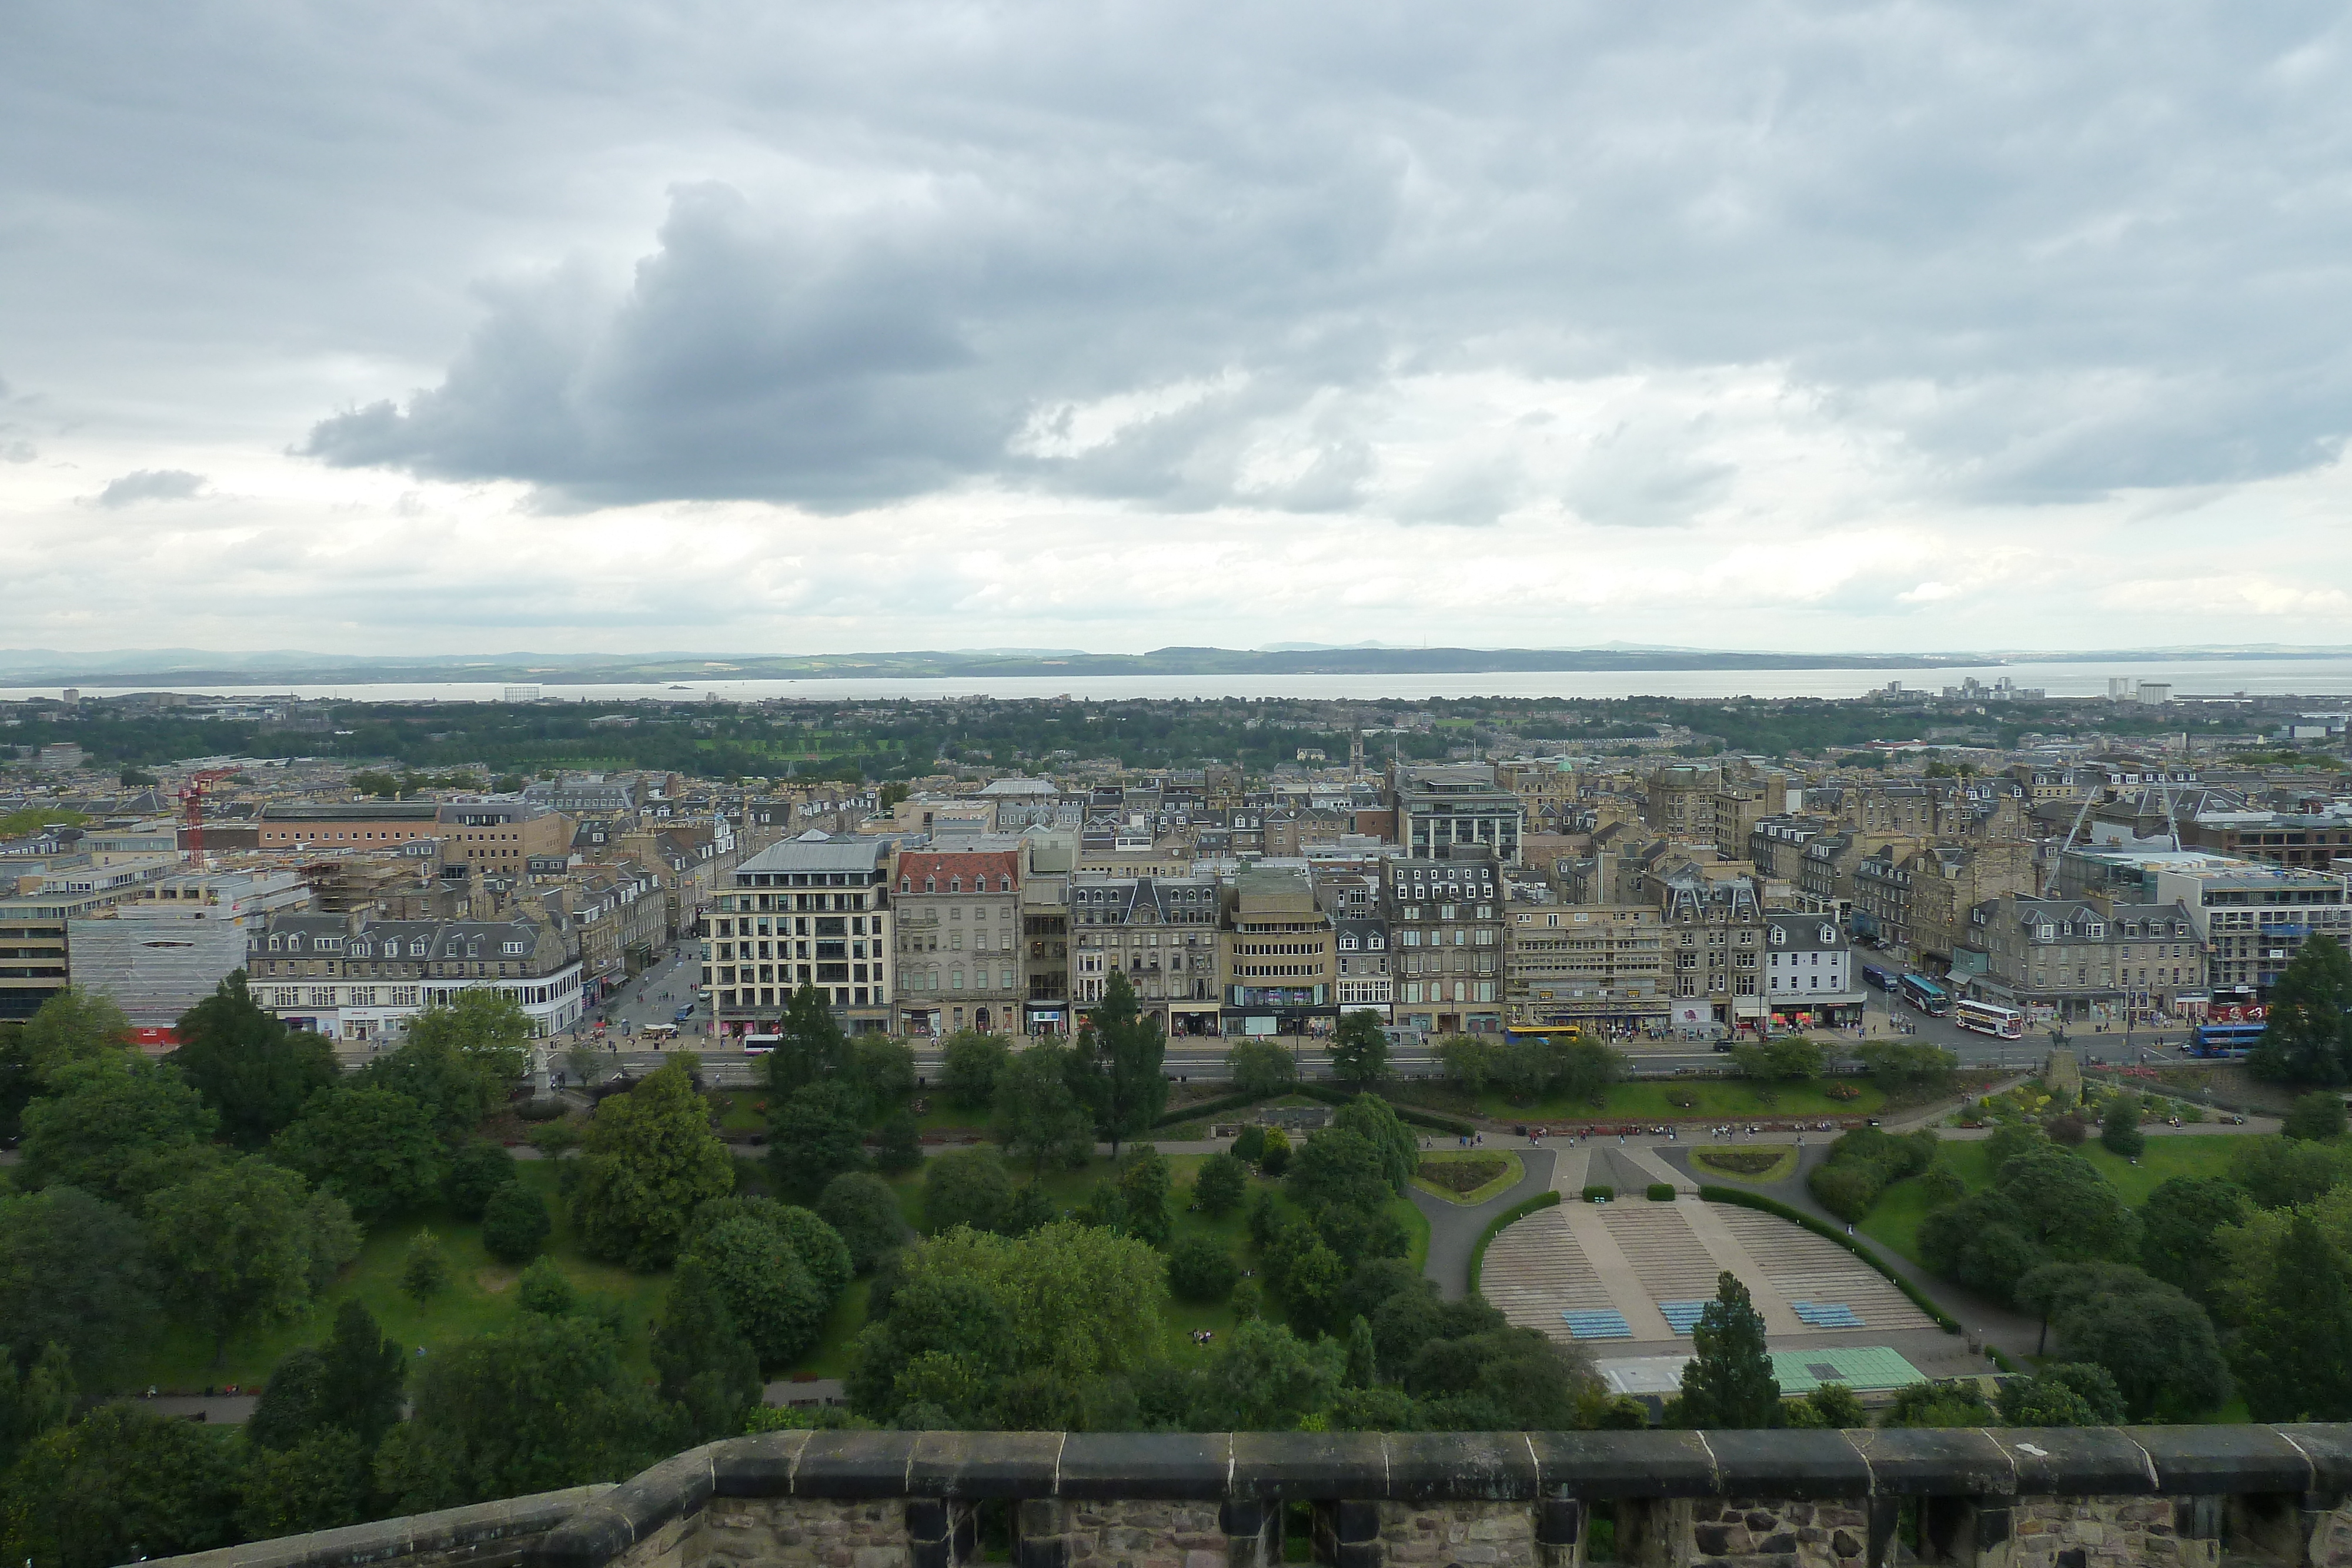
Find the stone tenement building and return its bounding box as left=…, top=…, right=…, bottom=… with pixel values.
left=150, top=1423, right=2352, bottom=1568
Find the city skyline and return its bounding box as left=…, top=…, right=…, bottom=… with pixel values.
left=7, top=4, right=2352, bottom=656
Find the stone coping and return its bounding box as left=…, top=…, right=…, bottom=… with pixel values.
left=532, top=1426, right=2352, bottom=1568
left=156, top=1483, right=614, bottom=1568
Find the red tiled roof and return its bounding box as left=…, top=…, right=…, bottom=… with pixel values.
left=896, top=850, right=1021, bottom=887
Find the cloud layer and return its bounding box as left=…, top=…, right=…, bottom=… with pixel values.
left=4, top=2, right=2352, bottom=653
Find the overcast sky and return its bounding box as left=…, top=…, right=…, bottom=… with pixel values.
left=6, top=2, right=2352, bottom=657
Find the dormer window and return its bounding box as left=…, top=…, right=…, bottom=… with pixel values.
left=950, top=877, right=962, bottom=893
left=901, top=877, right=911, bottom=892
left=1820, top=925, right=1838, bottom=944
left=269, top=935, right=283, bottom=951
left=503, top=941, right=526, bottom=954
left=924, top=877, right=936, bottom=892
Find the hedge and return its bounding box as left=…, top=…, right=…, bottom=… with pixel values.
left=1468, top=1189, right=1561, bottom=1296
left=1149, top=1090, right=1263, bottom=1129
left=1582, top=1185, right=1615, bottom=1203
left=1645, top=1182, right=1676, bottom=1201
left=1696, top=1184, right=1962, bottom=1334
left=1297, top=1084, right=1479, bottom=1138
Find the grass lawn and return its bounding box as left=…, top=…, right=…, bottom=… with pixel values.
left=121, top=1162, right=671, bottom=1395
left=1690, top=1144, right=1799, bottom=1184
left=2076, top=1135, right=2248, bottom=1206
left=1466, top=1078, right=1885, bottom=1124
left=1412, top=1150, right=1525, bottom=1205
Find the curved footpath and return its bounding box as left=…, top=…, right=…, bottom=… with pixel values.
left=1408, top=1146, right=1557, bottom=1302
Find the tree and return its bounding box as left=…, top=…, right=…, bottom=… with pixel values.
left=940, top=1030, right=1011, bottom=1111
left=15, top=1051, right=218, bottom=1202
left=2236, top=1211, right=2352, bottom=1422
left=0, top=1343, right=75, bottom=1476
left=1330, top=1010, right=1389, bottom=1088
left=818, top=1172, right=913, bottom=1271
left=269, top=1084, right=447, bottom=1225
left=238, top=1429, right=375, bottom=1542
left=767, top=984, right=851, bottom=1098
left=1406, top=1327, right=1593, bottom=1431
left=1436, top=1034, right=1503, bottom=1095
left=2139, top=1177, right=2249, bottom=1308
left=1678, top=1272, right=1779, bottom=1428
left=1105, top=1146, right=1164, bottom=1245
left=1731, top=1036, right=1824, bottom=1092
left=925, top=1145, right=1021, bottom=1235
left=994, top=1039, right=1095, bottom=1173
left=1855, top=1041, right=1959, bottom=1099
left=2286, top=1090, right=2350, bottom=1143
left=569, top=1061, right=735, bottom=1271
left=1551, top=1037, right=1626, bottom=1109
left=652, top=1255, right=762, bottom=1442
left=848, top=1036, right=917, bottom=1119
left=767, top=1079, right=870, bottom=1202
left=402, top=1231, right=453, bottom=1299
left=481, top=1182, right=552, bottom=1264
left=2099, top=1092, right=2145, bottom=1158
left=1289, top=1127, right=1396, bottom=1217
left=2057, top=1283, right=2229, bottom=1420
left=168, top=973, right=336, bottom=1148
left=1193, top=1151, right=1249, bottom=1218
left=1191, top=1318, right=1344, bottom=1430
left=1344, top=1314, right=1379, bottom=1388
left=443, top=1141, right=520, bottom=1220
left=358, top=1034, right=513, bottom=1138
left=2251, top=934, right=2352, bottom=1085
left=1168, top=1235, right=1240, bottom=1303
left=145, top=1156, right=359, bottom=1365
left=18, top=987, right=130, bottom=1086
left=1878, top=1380, right=1997, bottom=1428
left=373, top=1315, right=677, bottom=1514
left=1227, top=1038, right=1299, bottom=1099
left=1088, top=971, right=1168, bottom=1155
left=400, top=989, right=533, bottom=1102
left=0, top=1188, right=158, bottom=1388
left=1259, top=1125, right=1292, bottom=1176
left=2229, top=1136, right=2352, bottom=1209
left=517, top=1255, right=578, bottom=1316
left=685, top=1216, right=830, bottom=1370
left=1791, top=1383, right=1867, bottom=1429
left=1334, top=1094, right=1418, bottom=1195
left=1996, top=1146, right=2141, bottom=1263
left=874, top=1111, right=923, bottom=1174
left=249, top=1299, right=406, bottom=1453
left=0, top=1402, right=246, bottom=1568
left=1997, top=1364, right=2127, bottom=1427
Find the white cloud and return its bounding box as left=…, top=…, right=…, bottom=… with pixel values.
left=4, top=2, right=2352, bottom=654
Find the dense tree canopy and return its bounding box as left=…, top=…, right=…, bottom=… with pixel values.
left=569, top=1062, right=735, bottom=1271
left=269, top=1085, right=446, bottom=1225
left=16, top=1051, right=218, bottom=1202
left=169, top=974, right=337, bottom=1148
left=2252, top=935, right=2352, bottom=1086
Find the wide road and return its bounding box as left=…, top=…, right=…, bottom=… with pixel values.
left=554, top=950, right=2203, bottom=1091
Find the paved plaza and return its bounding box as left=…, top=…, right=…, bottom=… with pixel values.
left=1478, top=1140, right=1963, bottom=1376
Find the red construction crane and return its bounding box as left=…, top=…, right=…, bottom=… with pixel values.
left=178, top=768, right=240, bottom=863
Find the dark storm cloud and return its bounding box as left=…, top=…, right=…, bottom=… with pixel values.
left=94, top=469, right=208, bottom=507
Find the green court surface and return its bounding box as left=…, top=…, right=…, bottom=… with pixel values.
left=1769, top=1346, right=1926, bottom=1394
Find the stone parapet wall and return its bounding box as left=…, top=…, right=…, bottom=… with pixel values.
left=142, top=1427, right=2352, bottom=1568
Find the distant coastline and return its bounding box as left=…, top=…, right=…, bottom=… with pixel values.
left=5, top=643, right=2348, bottom=688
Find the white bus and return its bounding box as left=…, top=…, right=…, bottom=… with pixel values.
left=1954, top=999, right=2024, bottom=1040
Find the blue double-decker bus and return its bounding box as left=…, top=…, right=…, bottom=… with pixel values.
left=2189, top=1022, right=2266, bottom=1058
left=1897, top=973, right=1951, bottom=1017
